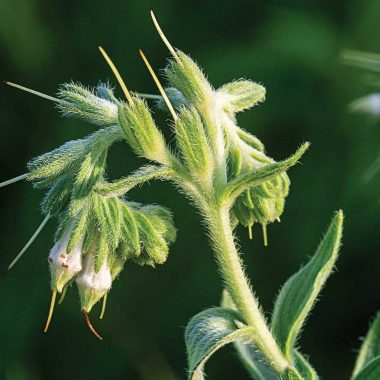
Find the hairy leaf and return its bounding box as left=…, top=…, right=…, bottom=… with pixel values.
left=220, top=289, right=277, bottom=380
left=353, top=357, right=380, bottom=380
left=185, top=307, right=254, bottom=380
left=234, top=343, right=278, bottom=380
left=294, top=351, right=318, bottom=380
left=271, top=211, right=343, bottom=359
left=226, top=143, right=309, bottom=201
left=353, top=311, right=380, bottom=377
left=218, top=79, right=266, bottom=113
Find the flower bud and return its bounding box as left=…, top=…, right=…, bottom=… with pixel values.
left=76, top=251, right=112, bottom=313
left=226, top=128, right=290, bottom=238
left=165, top=51, right=214, bottom=108
left=57, top=82, right=119, bottom=126
left=48, top=224, right=83, bottom=293
left=118, top=99, right=171, bottom=165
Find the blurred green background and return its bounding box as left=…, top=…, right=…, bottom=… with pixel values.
left=1, top=0, right=380, bottom=379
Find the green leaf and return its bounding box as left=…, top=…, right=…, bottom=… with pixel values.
left=220, top=289, right=277, bottom=380
left=271, top=210, right=344, bottom=360
left=218, top=80, right=266, bottom=113
left=234, top=343, right=278, bottom=380
left=185, top=307, right=254, bottom=380
left=94, top=165, right=173, bottom=197
left=353, top=357, right=380, bottom=380
left=294, top=351, right=318, bottom=380
left=226, top=143, right=309, bottom=201
left=353, top=311, right=380, bottom=377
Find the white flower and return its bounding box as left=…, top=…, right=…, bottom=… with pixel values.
left=48, top=224, right=83, bottom=293
left=76, top=251, right=112, bottom=312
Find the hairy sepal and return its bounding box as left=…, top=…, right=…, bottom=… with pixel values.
left=175, top=106, right=214, bottom=185
left=118, top=98, right=170, bottom=165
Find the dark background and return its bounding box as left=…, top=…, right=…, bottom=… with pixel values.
left=1, top=0, right=380, bottom=379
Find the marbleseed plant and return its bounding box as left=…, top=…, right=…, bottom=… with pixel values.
left=2, top=12, right=380, bottom=380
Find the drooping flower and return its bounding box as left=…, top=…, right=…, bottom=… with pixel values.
left=76, top=250, right=112, bottom=314
left=48, top=223, right=83, bottom=293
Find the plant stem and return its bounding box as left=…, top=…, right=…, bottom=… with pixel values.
left=207, top=202, right=288, bottom=373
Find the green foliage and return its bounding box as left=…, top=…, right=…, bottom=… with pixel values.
left=271, top=211, right=343, bottom=360
left=352, top=357, right=380, bottom=380
left=185, top=307, right=254, bottom=380
left=293, top=352, right=318, bottom=380
left=218, top=79, right=266, bottom=113
left=353, top=311, right=380, bottom=377
left=3, top=12, right=359, bottom=380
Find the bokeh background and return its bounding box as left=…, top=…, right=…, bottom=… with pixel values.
left=1, top=0, right=380, bottom=379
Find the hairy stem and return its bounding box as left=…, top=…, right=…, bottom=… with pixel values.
left=206, top=202, right=288, bottom=373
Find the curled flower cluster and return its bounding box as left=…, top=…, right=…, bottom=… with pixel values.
left=163, top=53, right=291, bottom=242
left=2, top=23, right=302, bottom=344
left=23, top=83, right=176, bottom=336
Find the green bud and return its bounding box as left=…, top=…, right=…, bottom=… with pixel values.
left=165, top=51, right=214, bottom=109
left=57, top=82, right=119, bottom=126
left=118, top=98, right=170, bottom=164
left=175, top=106, right=214, bottom=185
left=231, top=150, right=290, bottom=231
